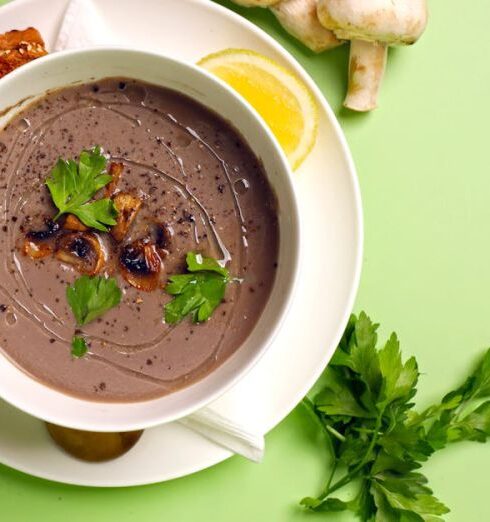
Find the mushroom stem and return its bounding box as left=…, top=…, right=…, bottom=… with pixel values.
left=344, top=39, right=387, bottom=112
left=271, top=0, right=343, bottom=53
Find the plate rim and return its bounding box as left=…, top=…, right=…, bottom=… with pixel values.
left=0, top=0, right=363, bottom=487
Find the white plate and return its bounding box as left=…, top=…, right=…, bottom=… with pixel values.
left=0, top=0, right=362, bottom=486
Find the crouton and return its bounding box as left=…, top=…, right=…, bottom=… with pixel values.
left=0, top=27, right=47, bottom=79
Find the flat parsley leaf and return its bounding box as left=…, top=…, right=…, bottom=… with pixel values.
left=378, top=333, right=418, bottom=408
left=315, top=366, right=371, bottom=418
left=447, top=401, right=490, bottom=443
left=186, top=251, right=228, bottom=277
left=71, top=336, right=88, bottom=358
left=45, top=146, right=118, bottom=231
left=66, top=275, right=122, bottom=326
left=467, top=348, right=490, bottom=398
left=301, top=313, right=490, bottom=522
left=164, top=252, right=229, bottom=324
left=373, top=472, right=449, bottom=522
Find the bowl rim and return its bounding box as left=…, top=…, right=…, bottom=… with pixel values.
left=0, top=46, right=301, bottom=431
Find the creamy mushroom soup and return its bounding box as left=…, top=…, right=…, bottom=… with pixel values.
left=0, top=78, right=279, bottom=402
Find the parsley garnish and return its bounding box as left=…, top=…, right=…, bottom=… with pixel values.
left=302, top=312, right=490, bottom=521
left=71, top=336, right=88, bottom=358
left=164, top=252, right=229, bottom=324
left=66, top=275, right=122, bottom=326
left=46, top=146, right=118, bottom=232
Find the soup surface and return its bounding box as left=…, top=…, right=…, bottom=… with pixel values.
left=0, top=78, right=279, bottom=402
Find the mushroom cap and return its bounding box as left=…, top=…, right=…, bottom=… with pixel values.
left=232, top=0, right=280, bottom=6
left=271, top=0, right=343, bottom=53
left=317, top=0, right=428, bottom=45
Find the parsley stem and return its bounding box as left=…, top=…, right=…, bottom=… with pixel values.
left=319, top=411, right=384, bottom=500
left=302, top=398, right=340, bottom=499
left=302, top=398, right=345, bottom=442
left=301, top=397, right=337, bottom=458
left=302, top=398, right=331, bottom=439
left=325, top=459, right=338, bottom=492
left=325, top=424, right=346, bottom=442
left=352, top=426, right=376, bottom=435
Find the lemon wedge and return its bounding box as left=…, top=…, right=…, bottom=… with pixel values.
left=198, top=49, right=318, bottom=170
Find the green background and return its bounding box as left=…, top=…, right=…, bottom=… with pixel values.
left=1, top=0, right=489, bottom=520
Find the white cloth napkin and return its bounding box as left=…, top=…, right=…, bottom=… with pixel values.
left=54, top=0, right=118, bottom=51
left=54, top=0, right=265, bottom=463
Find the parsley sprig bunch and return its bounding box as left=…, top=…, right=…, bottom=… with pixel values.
left=302, top=312, right=490, bottom=521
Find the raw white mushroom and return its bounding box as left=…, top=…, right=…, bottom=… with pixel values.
left=317, top=0, right=428, bottom=111
left=271, top=0, right=342, bottom=52
left=231, top=0, right=280, bottom=6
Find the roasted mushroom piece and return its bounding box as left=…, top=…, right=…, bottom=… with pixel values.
left=63, top=214, right=88, bottom=232
left=154, top=222, right=173, bottom=256
left=25, top=219, right=60, bottom=241
left=105, top=162, right=124, bottom=197
left=23, top=239, right=52, bottom=259
left=119, top=240, right=162, bottom=292
left=110, top=192, right=142, bottom=242
left=22, top=219, right=60, bottom=259
left=55, top=232, right=105, bottom=275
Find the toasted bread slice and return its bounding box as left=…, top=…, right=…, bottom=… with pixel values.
left=0, top=27, right=47, bottom=79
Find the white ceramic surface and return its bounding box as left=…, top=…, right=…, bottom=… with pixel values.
left=0, top=0, right=363, bottom=486
left=0, top=47, right=300, bottom=432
